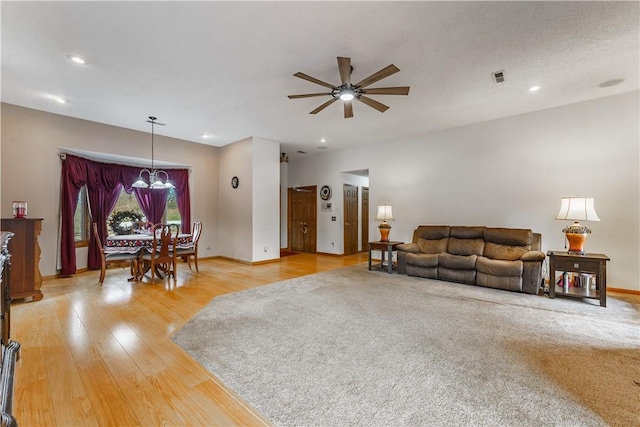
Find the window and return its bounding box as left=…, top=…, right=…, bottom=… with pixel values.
left=74, top=186, right=89, bottom=246
left=107, top=188, right=181, bottom=235
left=165, top=188, right=181, bottom=228
left=109, top=189, right=145, bottom=236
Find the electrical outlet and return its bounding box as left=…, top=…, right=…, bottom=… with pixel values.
left=206, top=245, right=211, bottom=250
left=331, top=242, right=334, bottom=248
left=264, top=246, right=268, bottom=252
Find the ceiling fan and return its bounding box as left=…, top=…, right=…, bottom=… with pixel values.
left=288, top=57, right=410, bottom=118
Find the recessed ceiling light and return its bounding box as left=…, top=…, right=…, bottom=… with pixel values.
left=66, top=54, right=88, bottom=65
left=319, top=138, right=327, bottom=143
left=201, top=133, right=213, bottom=139
left=529, top=86, right=540, bottom=92
left=599, top=78, right=624, bottom=88
left=46, top=94, right=67, bottom=104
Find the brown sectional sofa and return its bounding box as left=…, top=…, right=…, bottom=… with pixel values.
left=396, top=225, right=545, bottom=294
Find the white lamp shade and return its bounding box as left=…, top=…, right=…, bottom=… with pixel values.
left=132, top=178, right=149, bottom=188
left=375, top=205, right=394, bottom=221
left=150, top=179, right=166, bottom=189
left=555, top=197, right=600, bottom=221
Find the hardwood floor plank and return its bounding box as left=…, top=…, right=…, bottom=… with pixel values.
left=14, top=348, right=57, bottom=426
left=11, top=253, right=368, bottom=426
left=77, top=359, right=142, bottom=426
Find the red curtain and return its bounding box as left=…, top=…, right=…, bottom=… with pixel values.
left=133, top=188, right=169, bottom=225
left=60, top=155, right=88, bottom=276
left=172, top=170, right=191, bottom=234
left=86, top=162, right=125, bottom=269
left=60, top=154, right=191, bottom=275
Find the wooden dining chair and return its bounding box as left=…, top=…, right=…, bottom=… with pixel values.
left=140, top=223, right=179, bottom=283
left=92, top=223, right=140, bottom=284
left=176, top=221, right=203, bottom=272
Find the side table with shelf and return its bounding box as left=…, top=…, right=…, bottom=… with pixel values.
left=547, top=251, right=609, bottom=307
left=368, top=241, right=403, bottom=273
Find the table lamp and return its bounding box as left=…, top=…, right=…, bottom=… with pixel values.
left=555, top=197, right=600, bottom=255
left=375, top=205, right=394, bottom=242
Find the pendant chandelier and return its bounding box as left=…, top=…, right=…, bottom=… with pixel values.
left=132, top=116, right=175, bottom=190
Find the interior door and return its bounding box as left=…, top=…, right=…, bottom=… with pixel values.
left=361, top=187, right=369, bottom=252
left=288, top=186, right=317, bottom=253
left=343, top=184, right=358, bottom=255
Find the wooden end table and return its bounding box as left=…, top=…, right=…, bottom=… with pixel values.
left=547, top=251, right=609, bottom=307
left=368, top=241, right=403, bottom=273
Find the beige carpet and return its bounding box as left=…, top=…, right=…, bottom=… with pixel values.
left=173, top=264, right=640, bottom=426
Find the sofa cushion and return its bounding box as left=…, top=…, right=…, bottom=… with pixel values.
left=413, top=225, right=450, bottom=242
left=450, top=226, right=485, bottom=239
left=483, top=242, right=529, bottom=261
left=484, top=227, right=532, bottom=246
left=439, top=268, right=476, bottom=285
left=447, top=237, right=485, bottom=256
left=417, top=237, right=448, bottom=254
left=406, top=265, right=438, bottom=279
left=439, top=252, right=477, bottom=270
left=477, top=273, right=522, bottom=292
left=406, top=252, right=439, bottom=268
left=476, top=256, right=523, bottom=277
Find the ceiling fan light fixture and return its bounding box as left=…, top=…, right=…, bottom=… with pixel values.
left=289, top=57, right=409, bottom=117
left=339, top=88, right=355, bottom=101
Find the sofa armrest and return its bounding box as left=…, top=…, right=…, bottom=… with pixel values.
left=397, top=243, right=420, bottom=253
left=396, top=243, right=419, bottom=275
left=521, top=250, right=545, bottom=262
left=521, top=251, right=545, bottom=294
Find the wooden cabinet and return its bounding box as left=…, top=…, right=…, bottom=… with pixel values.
left=1, top=218, right=43, bottom=301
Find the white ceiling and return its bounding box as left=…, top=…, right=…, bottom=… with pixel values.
left=2, top=1, right=638, bottom=161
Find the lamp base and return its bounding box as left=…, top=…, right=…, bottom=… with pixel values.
left=562, top=221, right=591, bottom=255
left=565, top=232, right=587, bottom=255
left=379, top=222, right=391, bottom=242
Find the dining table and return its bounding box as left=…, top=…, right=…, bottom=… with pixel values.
left=105, top=232, right=193, bottom=280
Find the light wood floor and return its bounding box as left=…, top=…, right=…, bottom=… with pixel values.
left=12, top=252, right=368, bottom=427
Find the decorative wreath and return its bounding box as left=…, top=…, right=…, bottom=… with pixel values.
left=108, top=210, right=143, bottom=235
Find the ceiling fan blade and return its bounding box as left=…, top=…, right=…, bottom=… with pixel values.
left=288, top=93, right=332, bottom=99
left=354, top=64, right=400, bottom=88
left=310, top=98, right=338, bottom=114
left=357, top=96, right=390, bottom=113
left=294, top=72, right=336, bottom=90
left=344, top=100, right=353, bottom=118
left=361, top=86, right=410, bottom=95
left=337, top=57, right=351, bottom=85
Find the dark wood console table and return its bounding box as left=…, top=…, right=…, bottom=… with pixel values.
left=368, top=241, right=403, bottom=273
left=0, top=218, right=43, bottom=301
left=547, top=251, right=609, bottom=307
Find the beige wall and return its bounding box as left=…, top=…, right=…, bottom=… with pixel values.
left=218, top=137, right=280, bottom=263
left=287, top=92, right=640, bottom=291
left=1, top=103, right=220, bottom=276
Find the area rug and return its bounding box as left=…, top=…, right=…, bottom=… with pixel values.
left=172, top=264, right=640, bottom=426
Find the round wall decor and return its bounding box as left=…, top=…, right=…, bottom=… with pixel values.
left=231, top=176, right=239, bottom=189
left=320, top=185, right=332, bottom=200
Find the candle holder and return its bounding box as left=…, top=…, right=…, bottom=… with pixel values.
left=12, top=201, right=27, bottom=219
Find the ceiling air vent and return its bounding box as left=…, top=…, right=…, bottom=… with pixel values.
left=492, top=70, right=505, bottom=84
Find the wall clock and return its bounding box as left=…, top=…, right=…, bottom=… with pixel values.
left=320, top=185, right=332, bottom=201
left=231, top=176, right=239, bottom=189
